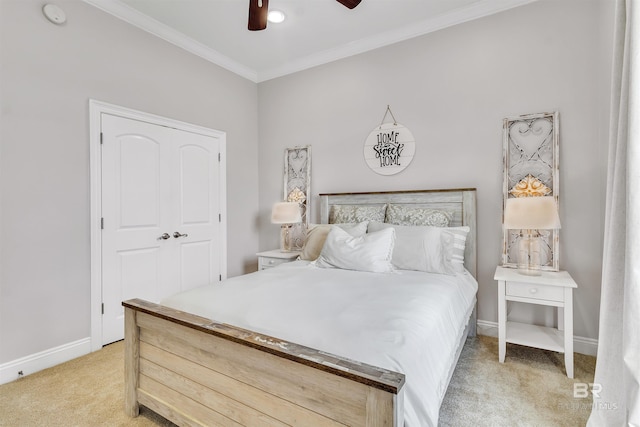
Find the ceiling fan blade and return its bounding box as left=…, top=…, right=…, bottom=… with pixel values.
left=248, top=0, right=269, bottom=31
left=336, top=0, right=362, bottom=9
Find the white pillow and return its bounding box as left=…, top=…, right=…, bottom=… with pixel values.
left=368, top=222, right=456, bottom=275
left=299, top=222, right=368, bottom=261
left=315, top=227, right=395, bottom=273
left=443, top=226, right=470, bottom=273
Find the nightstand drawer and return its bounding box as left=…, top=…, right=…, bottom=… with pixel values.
left=506, top=281, right=564, bottom=302
left=257, top=250, right=301, bottom=270
left=259, top=257, right=290, bottom=270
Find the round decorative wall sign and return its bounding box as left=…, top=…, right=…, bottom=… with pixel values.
left=363, top=122, right=416, bottom=175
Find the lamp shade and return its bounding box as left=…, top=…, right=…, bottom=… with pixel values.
left=271, top=202, right=302, bottom=224
left=503, top=196, right=561, bottom=230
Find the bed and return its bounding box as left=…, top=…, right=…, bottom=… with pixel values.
left=123, top=188, right=477, bottom=426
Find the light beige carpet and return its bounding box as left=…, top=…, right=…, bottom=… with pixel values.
left=0, top=335, right=595, bottom=426
left=0, top=341, right=174, bottom=427
left=440, top=336, right=596, bottom=427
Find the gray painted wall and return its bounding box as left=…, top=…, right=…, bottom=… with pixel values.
left=257, top=0, right=614, bottom=342
left=0, top=0, right=614, bottom=366
left=0, top=0, right=259, bottom=363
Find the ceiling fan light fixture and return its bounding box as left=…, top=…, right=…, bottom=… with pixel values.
left=267, top=10, right=286, bottom=24
left=249, top=0, right=360, bottom=31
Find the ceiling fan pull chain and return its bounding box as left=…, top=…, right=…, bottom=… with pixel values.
left=379, top=105, right=398, bottom=128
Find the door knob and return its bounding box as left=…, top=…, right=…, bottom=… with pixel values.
left=173, top=231, right=188, bottom=238
left=158, top=233, right=170, bottom=240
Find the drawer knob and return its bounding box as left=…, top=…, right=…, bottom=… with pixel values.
left=268, top=260, right=275, bottom=264
left=529, top=288, right=538, bottom=294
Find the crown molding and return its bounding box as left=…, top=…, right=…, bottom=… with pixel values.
left=83, top=0, right=258, bottom=82
left=83, top=0, right=536, bottom=84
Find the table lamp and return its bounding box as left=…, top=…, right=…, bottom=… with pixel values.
left=271, top=202, right=302, bottom=252
left=503, top=196, right=561, bottom=276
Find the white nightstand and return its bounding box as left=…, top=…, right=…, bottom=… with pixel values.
left=494, top=266, right=577, bottom=378
left=257, top=250, right=301, bottom=270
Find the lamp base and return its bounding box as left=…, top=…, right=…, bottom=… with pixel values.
left=279, top=225, right=294, bottom=252
left=517, top=231, right=542, bottom=276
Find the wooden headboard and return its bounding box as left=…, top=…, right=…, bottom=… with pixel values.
left=318, top=188, right=477, bottom=278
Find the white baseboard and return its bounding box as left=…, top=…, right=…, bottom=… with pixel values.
left=0, top=337, right=92, bottom=385
left=476, top=320, right=598, bottom=357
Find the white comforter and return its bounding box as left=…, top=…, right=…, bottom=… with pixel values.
left=161, top=260, right=477, bottom=426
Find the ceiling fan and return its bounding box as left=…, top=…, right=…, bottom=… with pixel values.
left=248, top=0, right=362, bottom=31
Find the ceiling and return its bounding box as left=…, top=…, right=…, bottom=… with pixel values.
left=84, top=0, right=535, bottom=82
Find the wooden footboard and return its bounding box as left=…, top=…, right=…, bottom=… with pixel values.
left=123, top=299, right=405, bottom=427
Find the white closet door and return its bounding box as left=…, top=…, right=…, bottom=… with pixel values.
left=173, top=129, right=221, bottom=292
left=101, top=114, right=220, bottom=345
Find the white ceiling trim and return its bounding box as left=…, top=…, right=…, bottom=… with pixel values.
left=84, top=0, right=536, bottom=84
left=83, top=0, right=258, bottom=82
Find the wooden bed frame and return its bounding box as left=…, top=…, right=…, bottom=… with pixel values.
left=123, top=188, right=477, bottom=426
